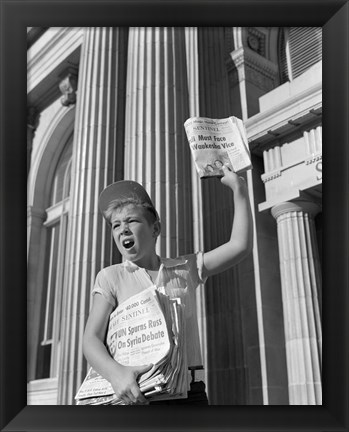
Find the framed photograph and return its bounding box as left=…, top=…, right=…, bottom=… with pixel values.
left=1, top=0, right=348, bottom=431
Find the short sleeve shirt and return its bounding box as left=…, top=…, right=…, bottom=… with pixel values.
left=92, top=252, right=207, bottom=367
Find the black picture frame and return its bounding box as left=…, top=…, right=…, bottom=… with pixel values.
left=1, top=0, right=348, bottom=431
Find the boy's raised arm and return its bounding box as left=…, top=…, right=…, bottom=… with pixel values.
left=202, top=165, right=253, bottom=278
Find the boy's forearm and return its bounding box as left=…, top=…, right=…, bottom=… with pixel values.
left=230, top=186, right=253, bottom=252
left=83, top=334, right=122, bottom=383
left=202, top=178, right=253, bottom=277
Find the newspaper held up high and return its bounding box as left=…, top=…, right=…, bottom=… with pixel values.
left=184, top=116, right=252, bottom=178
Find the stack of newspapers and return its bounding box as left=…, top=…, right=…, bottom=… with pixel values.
left=75, top=286, right=189, bottom=405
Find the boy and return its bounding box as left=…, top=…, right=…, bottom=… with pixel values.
left=83, top=165, right=253, bottom=405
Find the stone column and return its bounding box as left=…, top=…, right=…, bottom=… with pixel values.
left=271, top=200, right=322, bottom=404
left=57, top=27, right=128, bottom=405
left=124, top=27, right=193, bottom=258
left=197, top=27, right=248, bottom=405
left=27, top=206, right=47, bottom=381
left=184, top=27, right=207, bottom=385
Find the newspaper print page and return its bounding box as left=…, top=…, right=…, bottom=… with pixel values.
left=184, top=116, right=251, bottom=178
left=75, top=367, right=114, bottom=400
left=106, top=286, right=171, bottom=367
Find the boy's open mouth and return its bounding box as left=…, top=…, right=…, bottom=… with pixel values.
left=122, top=238, right=135, bottom=250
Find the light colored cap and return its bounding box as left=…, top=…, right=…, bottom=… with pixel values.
left=98, top=180, right=156, bottom=218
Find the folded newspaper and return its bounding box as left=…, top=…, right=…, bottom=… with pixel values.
left=75, top=286, right=189, bottom=405
left=184, top=116, right=252, bottom=178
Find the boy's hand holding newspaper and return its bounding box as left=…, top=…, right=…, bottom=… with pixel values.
left=220, top=164, right=248, bottom=194
left=108, top=363, right=153, bottom=405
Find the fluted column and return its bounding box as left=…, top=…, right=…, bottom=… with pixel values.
left=185, top=27, right=203, bottom=253
left=271, top=200, right=322, bottom=404
left=124, top=27, right=193, bottom=258
left=198, top=27, right=248, bottom=404
left=58, top=27, right=128, bottom=405
left=184, top=27, right=207, bottom=385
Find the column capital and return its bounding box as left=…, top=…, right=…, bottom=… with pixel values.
left=271, top=199, right=321, bottom=220
left=27, top=106, right=40, bottom=129
left=59, top=68, right=78, bottom=107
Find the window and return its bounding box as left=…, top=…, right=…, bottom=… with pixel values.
left=35, top=137, right=72, bottom=379
left=279, top=27, right=322, bottom=83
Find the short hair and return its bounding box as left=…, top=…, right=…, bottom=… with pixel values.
left=104, top=198, right=160, bottom=226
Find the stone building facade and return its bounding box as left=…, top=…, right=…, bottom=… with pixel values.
left=27, top=27, right=322, bottom=405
